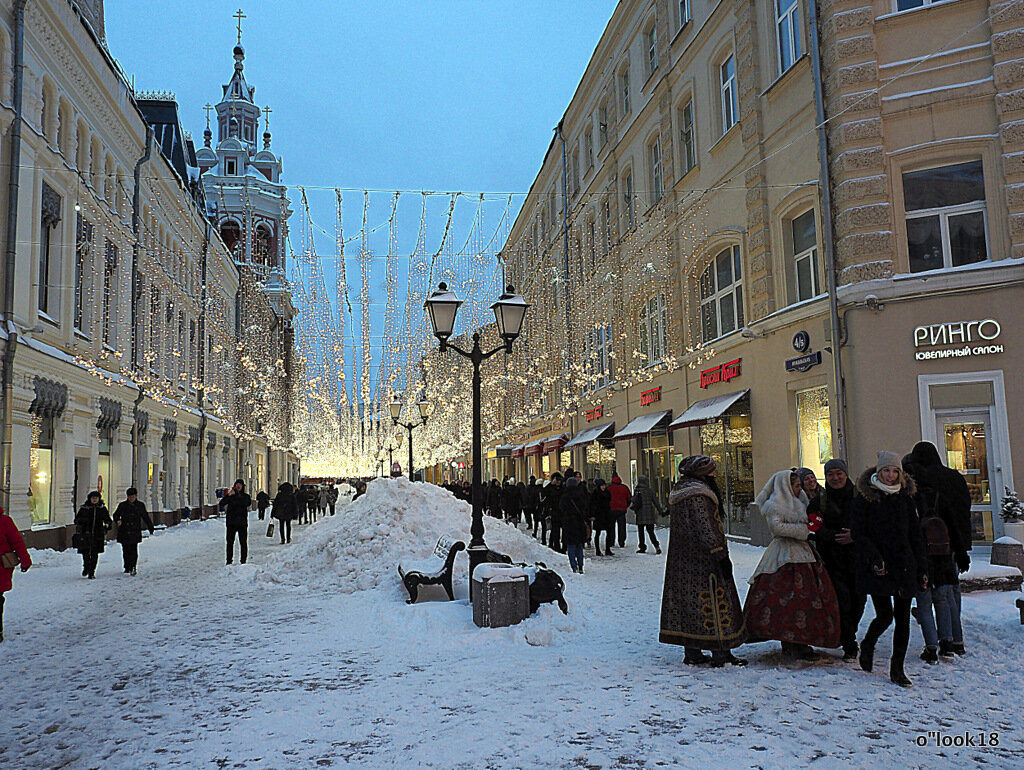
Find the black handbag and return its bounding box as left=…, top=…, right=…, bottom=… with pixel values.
left=266, top=521, right=275, bottom=538
left=71, top=532, right=89, bottom=549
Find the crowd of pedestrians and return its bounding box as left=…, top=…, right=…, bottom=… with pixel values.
left=659, top=441, right=973, bottom=687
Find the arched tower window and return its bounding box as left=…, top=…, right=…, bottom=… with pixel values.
left=253, top=224, right=275, bottom=267
left=220, top=220, right=241, bottom=256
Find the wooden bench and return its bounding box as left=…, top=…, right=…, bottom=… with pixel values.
left=398, top=536, right=466, bottom=604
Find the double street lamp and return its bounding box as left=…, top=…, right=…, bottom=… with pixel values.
left=424, top=282, right=529, bottom=583
left=389, top=397, right=426, bottom=482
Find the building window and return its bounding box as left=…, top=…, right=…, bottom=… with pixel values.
left=777, top=0, right=802, bottom=74
left=225, top=157, right=237, bottom=175
left=103, top=240, right=118, bottom=347
left=720, top=55, right=738, bottom=133
left=584, top=127, right=594, bottom=170
left=623, top=171, right=636, bottom=230
left=903, top=160, right=988, bottom=273
left=586, top=323, right=614, bottom=391
left=149, top=285, right=161, bottom=368
left=599, top=101, right=609, bottom=147
left=571, top=148, right=580, bottom=196
left=896, top=0, right=946, bottom=10
left=75, top=215, right=93, bottom=332
left=649, top=136, right=664, bottom=204
left=792, top=210, right=820, bottom=301
left=638, top=295, right=668, bottom=366
left=679, top=100, right=696, bottom=175
left=620, top=65, right=631, bottom=116
left=700, top=245, right=744, bottom=342
left=679, top=0, right=691, bottom=28
left=38, top=183, right=61, bottom=318
left=646, top=23, right=658, bottom=77
left=587, top=217, right=597, bottom=272
left=796, top=386, right=832, bottom=480
left=601, top=199, right=612, bottom=253
left=30, top=414, right=55, bottom=525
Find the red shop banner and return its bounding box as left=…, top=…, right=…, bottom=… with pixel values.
left=700, top=358, right=742, bottom=389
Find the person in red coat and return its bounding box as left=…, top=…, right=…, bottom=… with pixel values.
left=607, top=475, right=633, bottom=548
left=0, top=505, right=32, bottom=642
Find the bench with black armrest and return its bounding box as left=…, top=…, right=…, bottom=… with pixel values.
left=397, top=535, right=466, bottom=604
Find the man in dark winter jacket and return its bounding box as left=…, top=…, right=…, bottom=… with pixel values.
left=903, top=441, right=972, bottom=658
left=502, top=478, right=523, bottom=525
left=608, top=475, right=632, bottom=548
left=523, top=477, right=540, bottom=532
left=220, top=479, right=252, bottom=565
left=542, top=474, right=565, bottom=552
left=559, top=477, right=591, bottom=573
left=808, top=459, right=864, bottom=659
left=327, top=482, right=339, bottom=515
left=112, top=488, right=154, bottom=576
left=256, top=490, right=271, bottom=520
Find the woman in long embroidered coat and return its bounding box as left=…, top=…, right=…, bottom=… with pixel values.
left=659, top=455, right=747, bottom=667
left=743, top=469, right=841, bottom=660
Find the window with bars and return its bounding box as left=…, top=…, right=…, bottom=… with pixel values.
left=720, top=55, right=738, bottom=133
left=903, top=160, right=988, bottom=273
left=777, top=0, right=802, bottom=74
left=699, top=246, right=744, bottom=342
left=638, top=295, right=668, bottom=367
left=679, top=100, right=696, bottom=174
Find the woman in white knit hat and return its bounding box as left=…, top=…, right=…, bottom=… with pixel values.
left=850, top=451, right=929, bottom=687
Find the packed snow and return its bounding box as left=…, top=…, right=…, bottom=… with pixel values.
left=1, top=478, right=1022, bottom=768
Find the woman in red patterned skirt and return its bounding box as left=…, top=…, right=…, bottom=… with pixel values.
left=743, top=469, right=841, bottom=661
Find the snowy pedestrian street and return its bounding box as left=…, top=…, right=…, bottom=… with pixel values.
left=2, top=479, right=1022, bottom=768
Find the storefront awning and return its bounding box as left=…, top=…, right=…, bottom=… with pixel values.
left=669, top=389, right=750, bottom=431
left=510, top=444, right=525, bottom=459
left=485, top=444, right=514, bottom=459
left=524, top=437, right=546, bottom=457
left=612, top=410, right=673, bottom=441
left=564, top=421, right=616, bottom=449
left=542, top=433, right=570, bottom=453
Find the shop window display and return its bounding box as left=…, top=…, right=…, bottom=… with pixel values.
left=640, top=431, right=674, bottom=511
left=585, top=441, right=617, bottom=484
left=796, top=386, right=831, bottom=479
left=699, top=409, right=754, bottom=537
left=942, top=419, right=993, bottom=541
left=30, top=414, right=55, bottom=525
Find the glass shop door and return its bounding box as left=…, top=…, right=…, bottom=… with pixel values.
left=938, top=412, right=996, bottom=542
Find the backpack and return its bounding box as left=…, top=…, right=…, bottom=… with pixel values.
left=920, top=514, right=951, bottom=557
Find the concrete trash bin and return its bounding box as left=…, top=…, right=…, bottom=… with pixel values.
left=472, top=564, right=531, bottom=628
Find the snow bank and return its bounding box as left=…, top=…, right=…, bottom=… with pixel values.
left=257, top=477, right=554, bottom=598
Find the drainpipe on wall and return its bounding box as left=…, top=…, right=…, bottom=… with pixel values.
left=1, top=0, right=29, bottom=513
left=808, top=0, right=848, bottom=461
left=129, top=126, right=154, bottom=490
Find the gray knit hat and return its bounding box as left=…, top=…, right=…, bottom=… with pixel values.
left=823, top=458, right=849, bottom=475
left=876, top=450, right=902, bottom=471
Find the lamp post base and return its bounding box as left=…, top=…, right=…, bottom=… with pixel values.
left=467, top=544, right=489, bottom=602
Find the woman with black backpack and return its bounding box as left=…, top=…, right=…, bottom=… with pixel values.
left=74, top=491, right=113, bottom=579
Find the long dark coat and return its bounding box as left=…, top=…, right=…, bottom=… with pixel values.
left=558, top=484, right=590, bottom=546
left=659, top=479, right=747, bottom=650
left=808, top=480, right=858, bottom=576
left=502, top=484, right=522, bottom=518
left=220, top=491, right=252, bottom=526
left=112, top=499, right=154, bottom=545
left=588, top=486, right=612, bottom=529
left=905, top=441, right=973, bottom=552
left=74, top=502, right=113, bottom=553
left=272, top=487, right=298, bottom=522
left=850, top=468, right=928, bottom=598
left=632, top=480, right=665, bottom=526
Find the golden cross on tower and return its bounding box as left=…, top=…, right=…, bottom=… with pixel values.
left=234, top=8, right=246, bottom=45
left=203, top=103, right=213, bottom=129
left=263, top=105, right=272, bottom=131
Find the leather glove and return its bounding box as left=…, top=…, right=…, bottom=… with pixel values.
left=955, top=550, right=971, bottom=574
left=720, top=557, right=733, bottom=579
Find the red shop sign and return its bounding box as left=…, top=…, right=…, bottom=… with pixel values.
left=700, top=358, right=742, bottom=389
left=585, top=405, right=603, bottom=422
left=639, top=386, right=662, bottom=407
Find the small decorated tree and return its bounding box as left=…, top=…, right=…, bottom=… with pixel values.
left=1001, top=487, right=1024, bottom=523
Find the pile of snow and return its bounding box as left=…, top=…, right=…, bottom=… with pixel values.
left=258, top=477, right=554, bottom=598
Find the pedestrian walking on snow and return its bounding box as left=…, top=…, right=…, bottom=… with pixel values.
left=659, top=456, right=747, bottom=667
left=544, top=474, right=565, bottom=552
left=503, top=478, right=523, bottom=525
left=589, top=479, right=614, bottom=556
left=327, top=482, right=339, bottom=516
left=632, top=476, right=664, bottom=554
left=112, top=487, right=154, bottom=576
left=851, top=452, right=929, bottom=687
left=256, top=490, right=270, bottom=520
left=608, top=475, right=632, bottom=548
left=272, top=482, right=298, bottom=544
left=220, top=479, right=252, bottom=565
left=316, top=487, right=328, bottom=522
left=743, top=470, right=840, bottom=661
left=0, top=505, right=32, bottom=642
left=523, top=477, right=540, bottom=533
left=74, top=491, right=112, bottom=579
left=559, top=477, right=590, bottom=573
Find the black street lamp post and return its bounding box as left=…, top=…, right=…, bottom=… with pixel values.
left=424, top=283, right=529, bottom=586
left=391, top=397, right=429, bottom=482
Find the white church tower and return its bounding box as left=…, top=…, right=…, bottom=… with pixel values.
left=195, top=15, right=290, bottom=279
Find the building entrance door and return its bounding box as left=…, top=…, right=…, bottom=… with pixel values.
left=937, top=411, right=996, bottom=542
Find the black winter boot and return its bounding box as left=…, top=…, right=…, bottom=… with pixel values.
left=859, top=638, right=875, bottom=672
left=920, top=646, right=939, bottom=664
left=939, top=639, right=956, bottom=658
left=890, top=659, right=912, bottom=687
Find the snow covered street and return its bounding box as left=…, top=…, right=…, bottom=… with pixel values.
left=2, top=478, right=1022, bottom=768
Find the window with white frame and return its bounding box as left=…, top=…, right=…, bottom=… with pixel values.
left=620, top=65, right=631, bottom=116
left=903, top=160, right=988, bottom=273
left=584, top=127, right=594, bottom=170
left=649, top=136, right=664, bottom=205
left=791, top=210, right=820, bottom=302
left=699, top=245, right=744, bottom=342
left=149, top=285, right=161, bottom=368
left=571, top=148, right=580, bottom=195
left=720, top=55, right=738, bottom=133
left=679, top=100, right=696, bottom=174
left=647, top=22, right=658, bottom=77
left=74, top=215, right=92, bottom=332
left=623, top=170, right=636, bottom=230
left=679, top=0, right=691, bottom=28
left=103, top=240, right=118, bottom=347
left=896, top=0, right=947, bottom=10
left=586, top=323, right=614, bottom=391
left=777, top=0, right=802, bottom=74
left=638, top=295, right=668, bottom=366
left=599, top=101, right=609, bottom=147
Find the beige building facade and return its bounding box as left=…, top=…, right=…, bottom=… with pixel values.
left=473, top=0, right=1023, bottom=544
left=0, top=0, right=300, bottom=545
